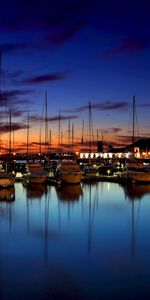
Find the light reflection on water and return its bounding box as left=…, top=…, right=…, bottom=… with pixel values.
left=0, top=182, right=150, bottom=299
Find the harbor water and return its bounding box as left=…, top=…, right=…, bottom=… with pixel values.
left=0, top=181, right=150, bottom=299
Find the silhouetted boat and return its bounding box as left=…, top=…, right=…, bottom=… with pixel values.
left=23, top=162, right=48, bottom=184
left=82, top=103, right=99, bottom=181
left=56, top=160, right=83, bottom=184
left=123, top=158, right=150, bottom=183
left=82, top=164, right=99, bottom=181
left=0, top=172, right=15, bottom=188
left=122, top=96, right=150, bottom=183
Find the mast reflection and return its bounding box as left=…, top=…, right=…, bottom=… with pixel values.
left=121, top=183, right=148, bottom=258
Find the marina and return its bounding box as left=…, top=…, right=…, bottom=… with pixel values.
left=0, top=1, right=150, bottom=298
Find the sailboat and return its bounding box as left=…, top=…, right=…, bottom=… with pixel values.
left=56, top=160, right=83, bottom=184
left=56, top=120, right=83, bottom=184
left=123, top=96, right=150, bottom=183
left=82, top=102, right=99, bottom=181
left=22, top=106, right=48, bottom=185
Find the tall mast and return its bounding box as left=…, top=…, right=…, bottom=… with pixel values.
left=27, top=111, right=29, bottom=161
left=68, top=119, right=70, bottom=153
left=132, top=95, right=135, bottom=156
left=9, top=110, right=11, bottom=155
left=132, top=95, right=135, bottom=145
left=72, top=123, right=74, bottom=152
left=58, top=111, right=61, bottom=152
left=88, top=102, right=94, bottom=157
left=45, top=91, right=48, bottom=154
left=89, top=102, right=91, bottom=153
left=81, top=120, right=84, bottom=153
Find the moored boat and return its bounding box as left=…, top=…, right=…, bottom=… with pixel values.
left=82, top=164, right=99, bottom=182
left=56, top=160, right=83, bottom=184
left=122, top=158, right=150, bottom=183
left=0, top=172, right=15, bottom=188
left=23, top=162, right=48, bottom=184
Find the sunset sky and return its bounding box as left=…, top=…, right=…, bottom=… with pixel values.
left=0, top=0, right=150, bottom=153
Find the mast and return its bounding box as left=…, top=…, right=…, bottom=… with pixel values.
left=27, top=111, right=29, bottom=161
left=9, top=110, right=12, bottom=156
left=49, top=129, right=51, bottom=154
left=81, top=120, right=84, bottom=153
left=132, top=95, right=135, bottom=146
left=68, top=119, right=71, bottom=154
left=89, top=102, right=92, bottom=154
left=88, top=102, right=94, bottom=159
left=71, top=123, right=74, bottom=152
left=58, top=111, right=61, bottom=152
left=45, top=91, right=48, bottom=154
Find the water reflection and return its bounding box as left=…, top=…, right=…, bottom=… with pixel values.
left=23, top=183, right=48, bottom=200
left=56, top=184, right=83, bottom=201
left=82, top=183, right=99, bottom=254
left=0, top=186, right=15, bottom=202
left=121, top=183, right=148, bottom=258
left=122, top=183, right=150, bottom=200
left=1, top=182, right=150, bottom=299
left=0, top=186, right=15, bottom=229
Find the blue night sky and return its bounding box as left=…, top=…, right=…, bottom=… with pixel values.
left=0, top=0, right=150, bottom=152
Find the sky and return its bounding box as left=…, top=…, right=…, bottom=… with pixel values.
left=0, top=0, right=150, bottom=153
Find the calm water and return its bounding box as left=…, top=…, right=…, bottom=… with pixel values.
left=0, top=181, right=150, bottom=300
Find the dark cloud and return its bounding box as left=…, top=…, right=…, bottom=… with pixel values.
left=0, top=109, right=27, bottom=119
left=0, top=121, right=27, bottom=134
left=22, top=72, right=68, bottom=85
left=103, top=127, right=123, bottom=134
left=49, top=114, right=79, bottom=122
left=64, top=101, right=128, bottom=113
left=102, top=38, right=150, bottom=59
left=0, top=89, right=33, bottom=106
left=28, top=113, right=79, bottom=123
left=46, top=21, right=84, bottom=45
left=10, top=109, right=27, bottom=118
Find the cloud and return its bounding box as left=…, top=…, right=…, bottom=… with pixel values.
left=49, top=114, right=79, bottom=122
left=103, top=127, right=123, bottom=134
left=64, top=101, right=128, bottom=113
left=0, top=89, right=33, bottom=106
left=22, top=71, right=68, bottom=85
left=102, top=38, right=150, bottom=59
left=28, top=113, right=79, bottom=123
left=0, top=121, right=27, bottom=134
left=46, top=21, right=84, bottom=45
